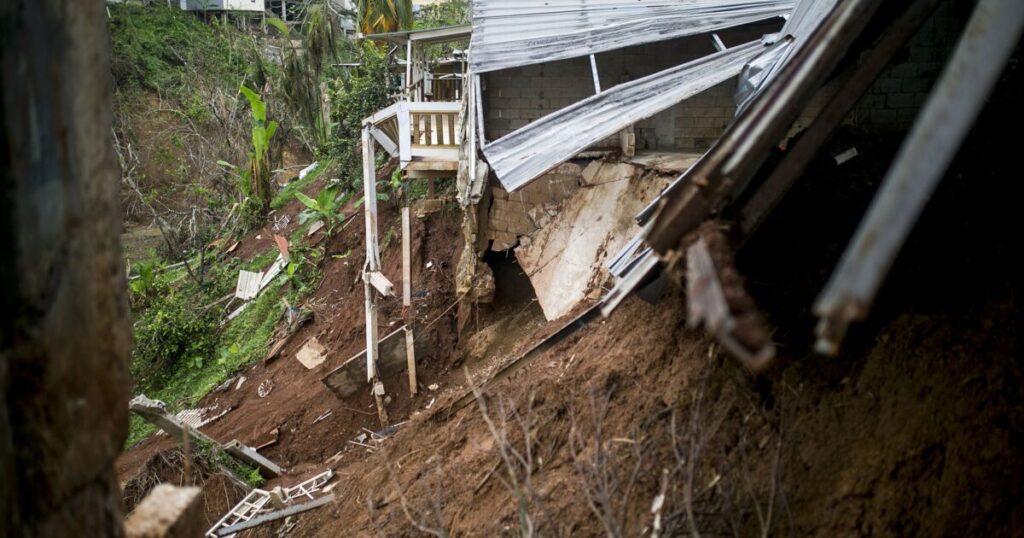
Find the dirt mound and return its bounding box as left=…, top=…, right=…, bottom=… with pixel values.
left=122, top=448, right=248, bottom=529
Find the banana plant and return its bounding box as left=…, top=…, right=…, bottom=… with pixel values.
left=295, top=184, right=348, bottom=236
left=239, top=84, right=278, bottom=217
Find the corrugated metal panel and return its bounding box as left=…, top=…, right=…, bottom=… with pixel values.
left=484, top=41, right=765, bottom=192
left=470, top=0, right=793, bottom=73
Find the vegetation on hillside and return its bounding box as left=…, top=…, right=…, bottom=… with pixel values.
left=116, top=0, right=465, bottom=449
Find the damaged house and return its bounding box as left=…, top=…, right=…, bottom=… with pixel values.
left=353, top=0, right=1020, bottom=403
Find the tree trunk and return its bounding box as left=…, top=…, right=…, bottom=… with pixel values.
left=1, top=1, right=131, bottom=536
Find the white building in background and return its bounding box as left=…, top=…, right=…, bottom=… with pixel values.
left=179, top=0, right=265, bottom=11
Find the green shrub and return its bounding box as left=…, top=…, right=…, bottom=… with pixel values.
left=325, top=42, right=397, bottom=189
left=131, top=288, right=221, bottom=391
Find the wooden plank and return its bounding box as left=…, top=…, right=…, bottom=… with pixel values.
left=441, top=113, right=451, bottom=146
left=397, top=103, right=412, bottom=164
left=401, top=208, right=412, bottom=307
left=474, top=75, right=486, bottom=145
left=321, top=327, right=434, bottom=399
left=402, top=207, right=417, bottom=396
left=362, top=127, right=379, bottom=381
left=813, top=0, right=1024, bottom=356
left=366, top=271, right=395, bottom=297
left=369, top=126, right=399, bottom=157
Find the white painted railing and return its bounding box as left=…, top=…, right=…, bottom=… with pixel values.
left=363, top=101, right=461, bottom=165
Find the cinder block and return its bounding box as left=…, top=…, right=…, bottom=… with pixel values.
left=886, top=92, right=915, bottom=109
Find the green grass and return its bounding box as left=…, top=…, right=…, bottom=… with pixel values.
left=126, top=249, right=287, bottom=449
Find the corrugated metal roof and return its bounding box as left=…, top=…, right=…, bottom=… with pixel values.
left=363, top=24, right=472, bottom=45
left=469, top=0, right=793, bottom=74
left=484, top=41, right=765, bottom=192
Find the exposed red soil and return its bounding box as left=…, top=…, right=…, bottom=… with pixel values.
left=117, top=199, right=467, bottom=491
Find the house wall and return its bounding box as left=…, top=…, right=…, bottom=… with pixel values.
left=481, top=20, right=781, bottom=152
left=481, top=2, right=965, bottom=152
left=849, top=0, right=966, bottom=132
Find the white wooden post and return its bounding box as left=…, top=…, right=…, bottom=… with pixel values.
left=362, top=127, right=388, bottom=426
left=402, top=207, right=417, bottom=396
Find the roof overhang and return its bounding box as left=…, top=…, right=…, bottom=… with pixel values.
left=362, top=24, right=472, bottom=46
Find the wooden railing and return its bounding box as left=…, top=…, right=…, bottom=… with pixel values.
left=363, top=101, right=461, bottom=164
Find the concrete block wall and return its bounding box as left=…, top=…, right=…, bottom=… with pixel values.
left=850, top=0, right=965, bottom=132
left=482, top=20, right=781, bottom=152
left=487, top=163, right=582, bottom=250
left=481, top=2, right=964, bottom=152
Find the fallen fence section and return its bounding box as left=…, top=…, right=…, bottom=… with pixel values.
left=206, top=470, right=333, bottom=537
left=215, top=494, right=335, bottom=537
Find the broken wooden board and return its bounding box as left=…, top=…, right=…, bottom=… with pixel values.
left=321, top=326, right=433, bottom=399
left=295, top=336, right=327, bottom=369
left=129, top=394, right=219, bottom=446
left=366, top=270, right=395, bottom=297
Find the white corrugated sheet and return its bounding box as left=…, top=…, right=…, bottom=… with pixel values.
left=470, top=0, right=793, bottom=73
left=484, top=41, right=765, bottom=192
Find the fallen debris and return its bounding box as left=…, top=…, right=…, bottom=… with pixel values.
left=685, top=226, right=775, bottom=371
left=223, top=440, right=283, bottom=478
left=258, top=379, right=274, bottom=398
left=129, top=394, right=218, bottom=446
left=254, top=427, right=280, bottom=451
left=312, top=409, right=333, bottom=424
left=834, top=147, right=858, bottom=164
left=298, top=161, right=319, bottom=181
left=321, top=326, right=433, bottom=399
left=235, top=270, right=262, bottom=300
left=124, top=484, right=203, bottom=538
left=215, top=494, right=335, bottom=537
left=295, top=336, right=327, bottom=369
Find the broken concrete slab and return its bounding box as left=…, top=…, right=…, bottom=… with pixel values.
left=223, top=440, right=283, bottom=478
left=321, top=326, right=433, bottom=399
left=515, top=170, right=672, bottom=320
left=128, top=394, right=218, bottom=446
left=295, top=336, right=327, bottom=369
left=581, top=161, right=640, bottom=186
left=124, top=484, right=203, bottom=538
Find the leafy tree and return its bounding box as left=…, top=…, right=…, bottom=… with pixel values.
left=357, top=0, right=413, bottom=34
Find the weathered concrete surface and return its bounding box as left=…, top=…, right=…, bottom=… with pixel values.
left=1, top=0, right=130, bottom=535
left=321, top=327, right=433, bottom=399
left=516, top=168, right=672, bottom=320
left=124, top=485, right=203, bottom=538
